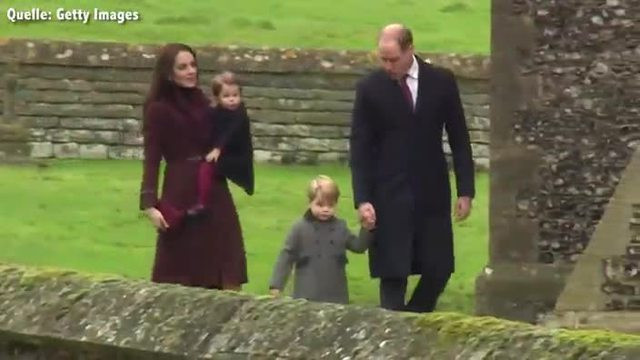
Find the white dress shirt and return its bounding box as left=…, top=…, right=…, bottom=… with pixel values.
left=403, top=56, right=419, bottom=107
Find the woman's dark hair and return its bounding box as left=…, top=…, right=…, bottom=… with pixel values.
left=144, top=43, right=198, bottom=110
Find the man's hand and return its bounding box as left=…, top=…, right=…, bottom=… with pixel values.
left=454, top=196, right=472, bottom=222
left=358, top=202, right=376, bottom=230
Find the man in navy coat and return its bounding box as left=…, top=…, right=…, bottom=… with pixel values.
left=349, top=24, right=475, bottom=312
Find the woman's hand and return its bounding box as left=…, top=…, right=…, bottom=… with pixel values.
left=144, top=207, right=169, bottom=231
left=205, top=148, right=221, bottom=163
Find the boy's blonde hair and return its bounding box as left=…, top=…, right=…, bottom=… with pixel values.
left=211, top=71, right=241, bottom=97
left=307, top=175, right=340, bottom=204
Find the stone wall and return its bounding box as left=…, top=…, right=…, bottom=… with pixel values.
left=540, top=147, right=640, bottom=333
left=477, top=0, right=640, bottom=323
left=0, top=39, right=490, bottom=168
left=519, top=1, right=639, bottom=267
left=2, top=263, right=640, bottom=359
left=602, top=203, right=640, bottom=311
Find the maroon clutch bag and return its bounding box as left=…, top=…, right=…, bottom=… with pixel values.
left=155, top=200, right=185, bottom=230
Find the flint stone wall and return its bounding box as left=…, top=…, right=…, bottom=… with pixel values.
left=2, top=264, right=640, bottom=359
left=516, top=0, right=640, bottom=267
left=0, top=39, right=490, bottom=169
left=476, top=0, right=640, bottom=323
left=601, top=203, right=640, bottom=311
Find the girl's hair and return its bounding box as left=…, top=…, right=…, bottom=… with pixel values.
left=307, top=175, right=340, bottom=204
left=211, top=71, right=241, bottom=97
left=144, top=43, right=199, bottom=110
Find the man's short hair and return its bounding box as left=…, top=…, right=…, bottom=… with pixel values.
left=378, top=25, right=414, bottom=51
left=396, top=26, right=413, bottom=51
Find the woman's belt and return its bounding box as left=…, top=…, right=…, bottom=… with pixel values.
left=166, top=155, right=203, bottom=163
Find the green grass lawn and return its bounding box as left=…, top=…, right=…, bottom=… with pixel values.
left=1, top=0, right=490, bottom=54
left=0, top=160, right=487, bottom=313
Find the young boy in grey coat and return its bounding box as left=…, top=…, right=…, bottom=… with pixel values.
left=269, top=175, right=373, bottom=304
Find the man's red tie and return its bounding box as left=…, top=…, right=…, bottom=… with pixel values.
left=399, top=74, right=414, bottom=112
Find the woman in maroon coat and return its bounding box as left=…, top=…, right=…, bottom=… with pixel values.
left=139, top=43, right=248, bottom=290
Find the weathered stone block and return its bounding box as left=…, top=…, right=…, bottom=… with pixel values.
left=253, top=149, right=276, bottom=162
left=466, top=105, right=490, bottom=118
left=0, top=124, right=29, bottom=142
left=122, top=132, right=143, bottom=146
left=122, top=118, right=141, bottom=132
left=48, top=129, right=70, bottom=142
left=252, top=123, right=301, bottom=137
left=18, top=64, right=151, bottom=83
left=78, top=144, right=108, bottom=159
left=108, top=146, right=142, bottom=160
left=248, top=109, right=350, bottom=125
left=318, top=151, right=348, bottom=163
left=18, top=103, right=138, bottom=118
left=53, top=143, right=79, bottom=158
left=236, top=72, right=360, bottom=90
left=467, top=116, right=490, bottom=130
left=19, top=78, right=93, bottom=91
left=298, top=138, right=348, bottom=152
left=251, top=123, right=348, bottom=138
left=471, top=143, right=489, bottom=158
left=253, top=136, right=293, bottom=151
left=474, top=157, right=490, bottom=171
left=59, top=118, right=123, bottom=130
left=461, top=94, right=490, bottom=106
left=469, top=130, right=490, bottom=144
left=29, top=142, right=53, bottom=158
left=64, top=130, right=121, bottom=144
left=29, top=128, right=48, bottom=141
left=292, top=151, right=320, bottom=165
left=0, top=143, right=30, bottom=159
left=19, top=116, right=60, bottom=129
left=18, top=78, right=149, bottom=94
left=458, top=79, right=489, bottom=94
left=243, top=86, right=354, bottom=101
left=246, top=97, right=352, bottom=112
left=92, top=81, right=148, bottom=94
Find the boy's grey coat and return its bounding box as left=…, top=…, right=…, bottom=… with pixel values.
left=269, top=212, right=371, bottom=304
